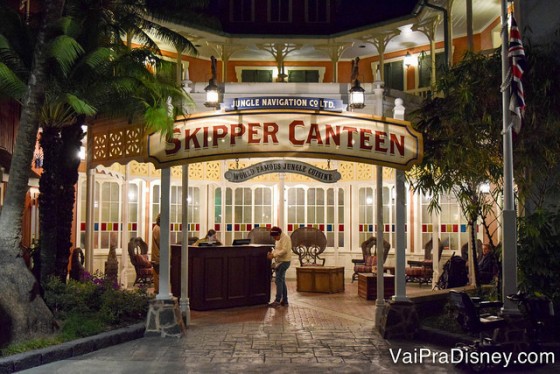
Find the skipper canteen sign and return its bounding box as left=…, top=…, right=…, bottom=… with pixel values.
left=148, top=110, right=423, bottom=170
left=225, top=160, right=341, bottom=183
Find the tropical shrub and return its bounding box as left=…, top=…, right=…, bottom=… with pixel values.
left=517, top=208, right=560, bottom=306
left=44, top=272, right=151, bottom=331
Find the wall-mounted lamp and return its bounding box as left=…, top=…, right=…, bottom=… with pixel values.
left=349, top=57, right=365, bottom=110
left=404, top=51, right=414, bottom=69
left=418, top=50, right=427, bottom=65
left=204, top=56, right=221, bottom=109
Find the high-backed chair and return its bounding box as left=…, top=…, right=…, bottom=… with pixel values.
left=461, top=239, right=482, bottom=262
left=127, top=237, right=153, bottom=286
left=405, top=238, right=445, bottom=285
left=290, top=227, right=327, bottom=266
left=351, top=237, right=391, bottom=282
left=248, top=226, right=276, bottom=245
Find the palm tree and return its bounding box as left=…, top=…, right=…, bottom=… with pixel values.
left=0, top=0, right=200, bottom=344
left=0, top=0, right=66, bottom=347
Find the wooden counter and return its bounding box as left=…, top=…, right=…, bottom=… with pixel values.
left=296, top=266, right=345, bottom=293
left=170, top=244, right=272, bottom=311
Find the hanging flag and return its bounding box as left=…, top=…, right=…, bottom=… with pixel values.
left=508, top=14, right=527, bottom=134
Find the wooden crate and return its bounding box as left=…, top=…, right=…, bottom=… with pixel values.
left=296, top=266, right=345, bottom=293
left=358, top=273, right=395, bottom=300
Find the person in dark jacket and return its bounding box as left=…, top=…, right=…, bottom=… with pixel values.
left=478, top=244, right=498, bottom=284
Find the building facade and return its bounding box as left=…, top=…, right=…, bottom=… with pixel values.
left=1, top=0, right=510, bottom=285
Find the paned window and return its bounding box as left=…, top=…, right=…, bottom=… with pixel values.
left=421, top=192, right=470, bottom=253
left=152, top=185, right=200, bottom=244
left=127, top=183, right=139, bottom=239
left=231, top=0, right=255, bottom=22
left=288, top=70, right=319, bottom=82
left=287, top=186, right=342, bottom=247
left=241, top=70, right=273, bottom=82
left=384, top=61, right=404, bottom=91
left=358, top=185, right=407, bottom=249
left=306, top=0, right=329, bottom=23
left=218, top=186, right=274, bottom=245
left=418, top=52, right=446, bottom=88
left=269, top=0, right=292, bottom=22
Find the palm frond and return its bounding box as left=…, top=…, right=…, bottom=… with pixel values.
left=145, top=23, right=198, bottom=56
left=0, top=34, right=30, bottom=77
left=54, top=16, right=82, bottom=39
left=144, top=104, right=173, bottom=136
left=40, top=101, right=76, bottom=129
left=48, top=35, right=85, bottom=77
left=80, top=47, right=114, bottom=70
left=0, top=62, right=27, bottom=100
left=66, top=93, right=97, bottom=116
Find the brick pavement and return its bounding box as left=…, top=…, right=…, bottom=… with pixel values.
left=18, top=280, right=559, bottom=373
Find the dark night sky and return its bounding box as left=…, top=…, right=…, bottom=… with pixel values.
left=205, top=0, right=421, bottom=35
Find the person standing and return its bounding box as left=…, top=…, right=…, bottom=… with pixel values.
left=151, top=214, right=161, bottom=293
left=268, top=226, right=292, bottom=307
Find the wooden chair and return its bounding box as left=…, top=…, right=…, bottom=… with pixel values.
left=290, top=227, right=327, bottom=266
left=448, top=290, right=505, bottom=339
left=351, top=237, right=391, bottom=282
left=405, top=238, right=445, bottom=285
left=127, top=237, right=153, bottom=286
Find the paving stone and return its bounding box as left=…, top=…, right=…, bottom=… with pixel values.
left=13, top=281, right=560, bottom=373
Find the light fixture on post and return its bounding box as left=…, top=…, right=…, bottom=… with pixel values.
left=349, top=57, right=365, bottom=110
left=204, top=56, right=221, bottom=109
left=404, top=51, right=415, bottom=69
left=417, top=50, right=427, bottom=65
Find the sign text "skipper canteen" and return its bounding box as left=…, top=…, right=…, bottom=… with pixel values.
left=165, top=120, right=405, bottom=156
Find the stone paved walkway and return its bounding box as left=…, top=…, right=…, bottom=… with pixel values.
left=19, top=281, right=559, bottom=373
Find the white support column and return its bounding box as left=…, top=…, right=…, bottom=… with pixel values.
left=120, top=163, right=130, bottom=287
left=392, top=98, right=408, bottom=301
left=181, top=165, right=191, bottom=324
left=431, top=211, right=440, bottom=289
left=278, top=173, right=285, bottom=227
left=373, top=75, right=385, bottom=324
left=375, top=166, right=384, bottom=309
left=85, top=168, right=95, bottom=273
left=157, top=167, right=173, bottom=300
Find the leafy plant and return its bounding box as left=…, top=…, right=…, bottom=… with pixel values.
left=0, top=337, right=64, bottom=357
left=59, top=313, right=105, bottom=340
left=518, top=208, right=560, bottom=306
left=43, top=272, right=151, bottom=324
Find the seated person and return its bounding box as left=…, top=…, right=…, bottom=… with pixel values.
left=193, top=229, right=222, bottom=246
left=478, top=244, right=498, bottom=284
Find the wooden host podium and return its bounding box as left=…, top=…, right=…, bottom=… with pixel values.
left=170, top=244, right=272, bottom=310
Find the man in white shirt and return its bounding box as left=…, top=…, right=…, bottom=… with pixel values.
left=268, top=226, right=292, bottom=307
